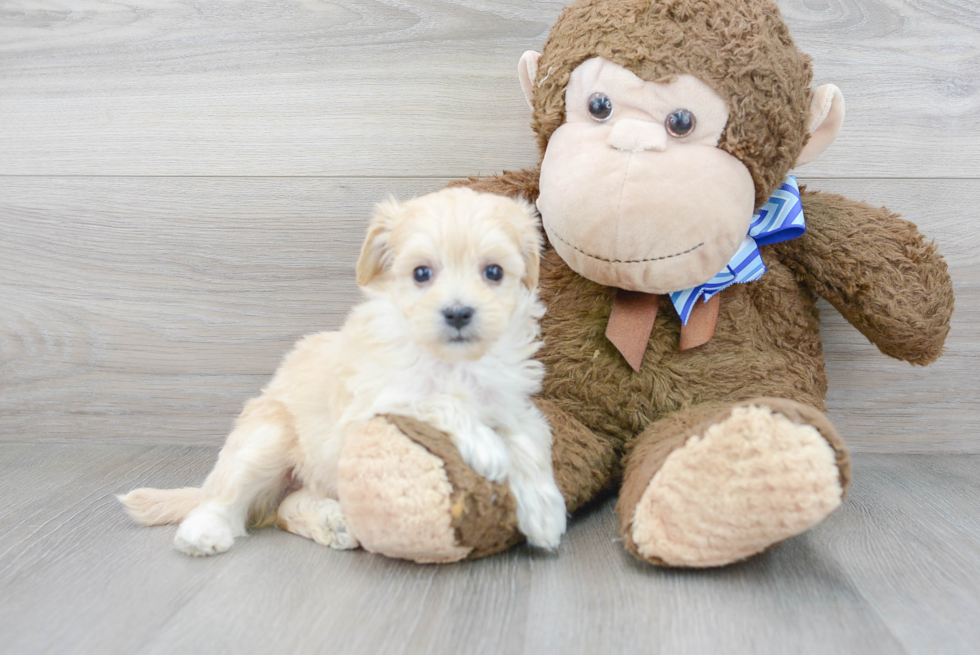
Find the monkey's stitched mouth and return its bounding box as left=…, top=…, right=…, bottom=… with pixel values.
left=550, top=229, right=704, bottom=264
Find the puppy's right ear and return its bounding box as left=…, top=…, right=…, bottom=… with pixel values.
left=356, top=198, right=401, bottom=287
left=513, top=197, right=543, bottom=290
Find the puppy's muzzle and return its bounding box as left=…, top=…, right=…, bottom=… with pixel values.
left=442, top=305, right=475, bottom=330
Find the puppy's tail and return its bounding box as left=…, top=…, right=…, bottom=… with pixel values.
left=117, top=487, right=203, bottom=526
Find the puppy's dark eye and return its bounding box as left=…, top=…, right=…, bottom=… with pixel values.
left=483, top=265, right=503, bottom=282
left=588, top=93, right=613, bottom=122
left=413, top=266, right=433, bottom=283
left=665, top=109, right=696, bottom=137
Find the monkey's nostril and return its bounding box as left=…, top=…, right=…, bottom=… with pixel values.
left=443, top=306, right=475, bottom=329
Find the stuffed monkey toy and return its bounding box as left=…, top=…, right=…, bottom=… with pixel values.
left=335, top=0, right=954, bottom=567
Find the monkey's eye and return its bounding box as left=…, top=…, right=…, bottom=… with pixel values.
left=483, top=264, right=504, bottom=283
left=413, top=266, right=433, bottom=284
left=588, top=93, right=613, bottom=122
left=665, top=109, right=696, bottom=137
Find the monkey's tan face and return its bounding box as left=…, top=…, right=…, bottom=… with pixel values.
left=536, top=58, right=757, bottom=293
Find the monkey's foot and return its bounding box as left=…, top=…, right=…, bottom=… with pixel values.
left=337, top=415, right=522, bottom=563
left=623, top=399, right=848, bottom=568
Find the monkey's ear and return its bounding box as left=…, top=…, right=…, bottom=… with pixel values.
left=518, top=51, right=542, bottom=111
left=796, top=84, right=845, bottom=167
left=356, top=198, right=401, bottom=287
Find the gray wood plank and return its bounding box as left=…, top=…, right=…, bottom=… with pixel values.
left=0, top=444, right=977, bottom=654
left=1, top=176, right=976, bottom=451
left=818, top=454, right=980, bottom=654
left=0, top=0, right=977, bottom=178
left=0, top=176, right=449, bottom=443
left=521, top=505, right=906, bottom=655
left=0, top=444, right=240, bottom=655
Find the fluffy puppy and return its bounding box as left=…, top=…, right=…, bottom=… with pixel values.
left=119, top=187, right=567, bottom=556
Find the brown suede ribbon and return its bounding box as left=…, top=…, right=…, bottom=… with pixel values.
left=605, top=290, right=721, bottom=372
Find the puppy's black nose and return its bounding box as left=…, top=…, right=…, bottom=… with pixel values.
left=443, top=306, right=475, bottom=329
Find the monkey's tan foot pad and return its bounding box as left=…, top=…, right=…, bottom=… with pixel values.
left=337, top=415, right=522, bottom=564
left=624, top=401, right=846, bottom=568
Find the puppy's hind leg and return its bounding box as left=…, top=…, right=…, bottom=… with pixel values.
left=277, top=487, right=359, bottom=550
left=174, top=397, right=296, bottom=557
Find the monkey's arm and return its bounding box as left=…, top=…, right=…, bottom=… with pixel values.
left=776, top=188, right=954, bottom=365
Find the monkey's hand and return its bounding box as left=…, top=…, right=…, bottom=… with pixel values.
left=778, top=188, right=954, bottom=365
left=337, top=415, right=523, bottom=563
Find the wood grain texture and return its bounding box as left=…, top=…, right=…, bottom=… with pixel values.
left=0, top=176, right=449, bottom=443
left=1, top=176, right=976, bottom=451
left=0, top=444, right=977, bottom=654
left=1, top=0, right=977, bottom=178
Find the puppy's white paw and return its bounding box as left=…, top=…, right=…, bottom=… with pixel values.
left=174, top=508, right=235, bottom=557
left=316, top=498, right=360, bottom=550
left=456, top=426, right=510, bottom=483
left=514, top=480, right=567, bottom=550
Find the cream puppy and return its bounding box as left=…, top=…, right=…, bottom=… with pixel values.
left=119, top=188, right=567, bottom=556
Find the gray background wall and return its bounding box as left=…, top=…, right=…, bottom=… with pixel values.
left=1, top=0, right=977, bottom=451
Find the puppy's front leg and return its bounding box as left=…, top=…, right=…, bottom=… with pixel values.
left=503, top=407, right=567, bottom=550
left=404, top=394, right=510, bottom=484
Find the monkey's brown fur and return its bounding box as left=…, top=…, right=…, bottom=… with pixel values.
left=454, top=167, right=952, bottom=509
left=340, top=0, right=954, bottom=565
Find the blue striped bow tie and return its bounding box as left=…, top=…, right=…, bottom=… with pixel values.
left=669, top=175, right=805, bottom=324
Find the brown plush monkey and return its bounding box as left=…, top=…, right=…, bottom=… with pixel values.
left=335, top=0, right=954, bottom=567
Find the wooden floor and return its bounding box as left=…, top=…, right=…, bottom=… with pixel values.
left=0, top=444, right=978, bottom=655
left=2, top=2, right=979, bottom=654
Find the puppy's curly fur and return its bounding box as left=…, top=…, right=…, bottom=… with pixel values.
left=120, top=188, right=567, bottom=556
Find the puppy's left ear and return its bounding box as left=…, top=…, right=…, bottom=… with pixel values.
left=515, top=200, right=542, bottom=289
left=356, top=198, right=401, bottom=287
